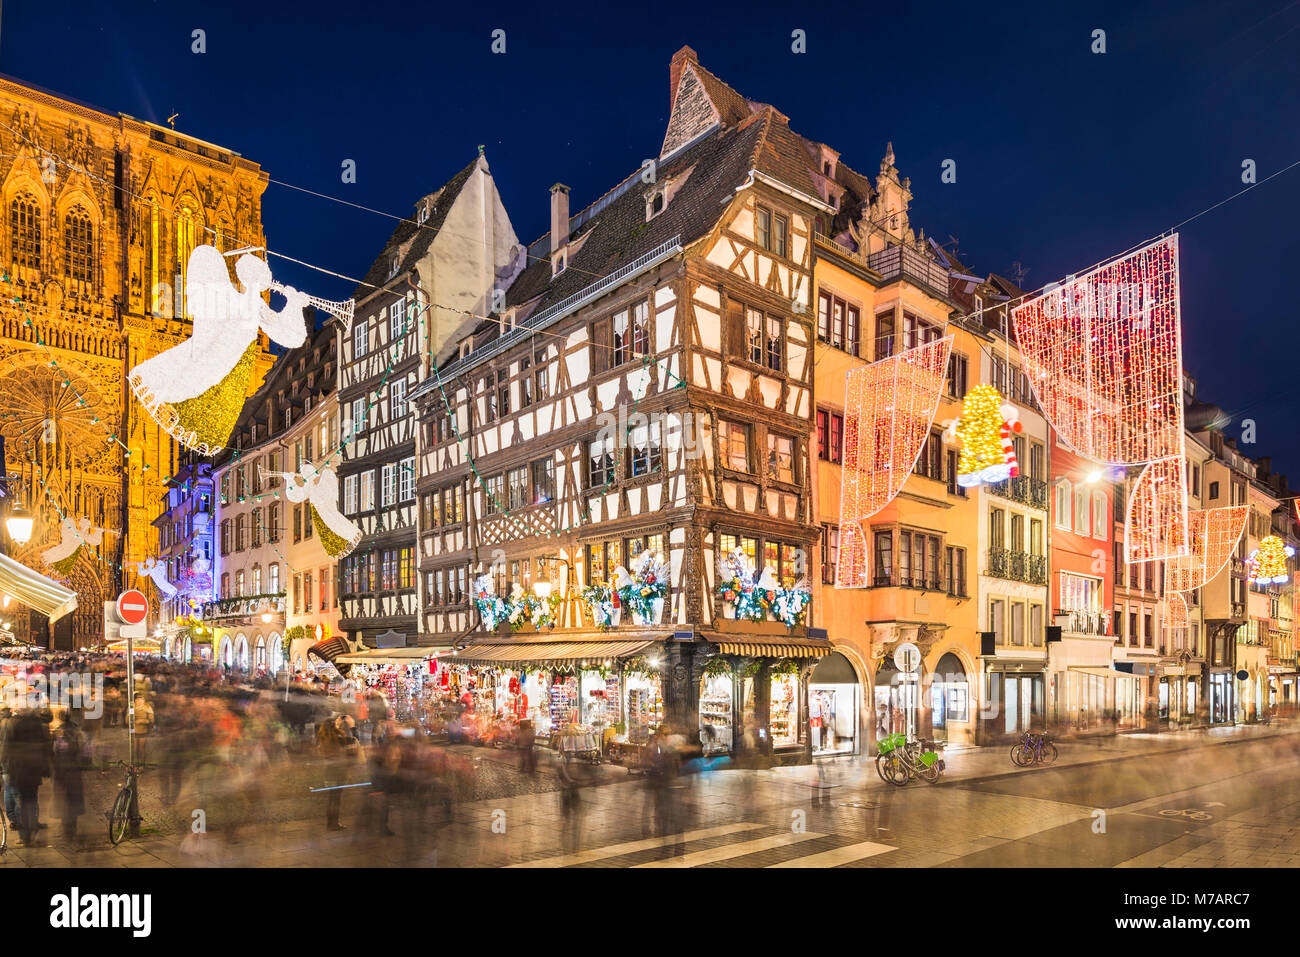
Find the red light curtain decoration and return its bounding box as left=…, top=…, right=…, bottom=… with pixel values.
left=836, top=336, right=953, bottom=588
left=1164, top=506, right=1249, bottom=593
left=1012, top=235, right=1188, bottom=562
left=1162, top=591, right=1189, bottom=652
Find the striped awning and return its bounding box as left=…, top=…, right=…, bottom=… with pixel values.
left=0, top=553, right=77, bottom=624
left=307, top=636, right=352, bottom=664
left=336, top=645, right=455, bottom=666
left=449, top=640, right=654, bottom=668
left=714, top=641, right=831, bottom=658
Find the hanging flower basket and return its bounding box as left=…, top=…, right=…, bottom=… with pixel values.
left=615, top=550, right=668, bottom=625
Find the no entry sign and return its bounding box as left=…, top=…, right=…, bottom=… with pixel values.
left=116, top=589, right=150, bottom=625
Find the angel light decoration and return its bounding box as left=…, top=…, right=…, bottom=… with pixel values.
left=137, top=558, right=178, bottom=600
left=944, top=385, right=1022, bottom=488
left=280, top=463, right=362, bottom=559
left=129, top=245, right=313, bottom=455
left=42, top=516, right=105, bottom=576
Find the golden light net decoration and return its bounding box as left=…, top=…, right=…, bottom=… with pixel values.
left=1012, top=235, right=1188, bottom=562
left=1247, top=535, right=1294, bottom=586
left=836, top=335, right=953, bottom=588
left=1164, top=506, right=1249, bottom=593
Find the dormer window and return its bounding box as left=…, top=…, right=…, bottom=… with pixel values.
left=552, top=248, right=567, bottom=277
left=460, top=339, right=472, bottom=359
left=418, top=202, right=430, bottom=224
left=388, top=255, right=399, bottom=279
left=647, top=190, right=666, bottom=221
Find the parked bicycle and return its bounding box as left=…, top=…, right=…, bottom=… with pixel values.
left=1010, top=730, right=1058, bottom=768
left=107, top=759, right=143, bottom=845
left=876, top=733, right=944, bottom=786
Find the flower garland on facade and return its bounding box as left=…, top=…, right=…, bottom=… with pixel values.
left=506, top=587, right=559, bottom=631
left=473, top=574, right=509, bottom=629
left=616, top=550, right=668, bottom=624
left=582, top=582, right=617, bottom=630
left=715, top=548, right=812, bottom=629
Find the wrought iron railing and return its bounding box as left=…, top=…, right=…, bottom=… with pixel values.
left=988, top=476, right=1049, bottom=510
left=867, top=244, right=951, bottom=299
left=987, top=548, right=1048, bottom=585
left=1057, top=609, right=1110, bottom=637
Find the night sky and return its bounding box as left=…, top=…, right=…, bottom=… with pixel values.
left=3, top=0, right=1298, bottom=476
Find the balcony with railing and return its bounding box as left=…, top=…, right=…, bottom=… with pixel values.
left=867, top=245, right=952, bottom=301
left=988, top=476, right=1049, bottom=511
left=987, top=548, right=1048, bottom=585
left=871, top=571, right=968, bottom=598
left=1057, top=609, right=1111, bottom=637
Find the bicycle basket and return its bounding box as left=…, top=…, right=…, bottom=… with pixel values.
left=918, top=751, right=939, bottom=768
left=876, top=733, right=906, bottom=755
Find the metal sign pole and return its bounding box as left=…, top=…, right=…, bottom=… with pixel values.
left=125, top=628, right=140, bottom=837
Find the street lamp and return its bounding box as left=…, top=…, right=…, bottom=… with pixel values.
left=5, top=503, right=33, bottom=545
left=533, top=580, right=553, bottom=600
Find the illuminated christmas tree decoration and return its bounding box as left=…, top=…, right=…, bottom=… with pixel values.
left=1012, top=235, right=1184, bottom=466
left=836, top=336, right=952, bottom=588
left=1164, top=506, right=1249, bottom=592
left=943, top=385, right=1022, bottom=487
left=1125, top=456, right=1190, bottom=562
left=1247, top=535, right=1294, bottom=586
left=129, top=245, right=315, bottom=455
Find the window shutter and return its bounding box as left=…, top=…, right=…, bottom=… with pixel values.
left=726, top=298, right=745, bottom=359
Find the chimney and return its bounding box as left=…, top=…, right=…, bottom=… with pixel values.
left=669, top=45, right=699, bottom=111
left=550, top=183, right=570, bottom=255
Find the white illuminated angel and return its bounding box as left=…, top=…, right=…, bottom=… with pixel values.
left=136, top=558, right=178, bottom=600
left=280, top=462, right=362, bottom=559
left=129, top=245, right=311, bottom=455
left=42, top=516, right=105, bottom=576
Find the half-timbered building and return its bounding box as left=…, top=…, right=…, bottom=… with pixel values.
left=336, top=153, right=521, bottom=650
left=411, top=48, right=837, bottom=763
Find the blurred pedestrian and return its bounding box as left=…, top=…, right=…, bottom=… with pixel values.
left=4, top=707, right=51, bottom=846
left=51, top=708, right=86, bottom=846
left=0, top=703, right=18, bottom=833
left=558, top=755, right=585, bottom=854
left=133, top=693, right=155, bottom=766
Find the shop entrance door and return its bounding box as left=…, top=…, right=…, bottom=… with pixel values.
left=1210, top=673, right=1230, bottom=724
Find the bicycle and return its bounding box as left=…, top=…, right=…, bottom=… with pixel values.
left=1010, top=730, right=1058, bottom=768
left=107, top=760, right=142, bottom=846
left=0, top=804, right=6, bottom=854
left=876, top=734, right=944, bottom=786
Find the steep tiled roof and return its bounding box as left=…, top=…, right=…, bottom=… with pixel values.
left=351, top=156, right=480, bottom=300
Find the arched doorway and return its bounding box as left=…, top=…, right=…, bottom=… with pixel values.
left=218, top=635, right=232, bottom=668
left=254, top=637, right=266, bottom=672
left=183, top=637, right=192, bottom=663
left=268, top=633, right=283, bottom=673
left=235, top=633, right=249, bottom=671
left=930, top=653, right=970, bottom=745
left=162, top=637, right=173, bottom=660
left=874, top=661, right=919, bottom=740
left=810, top=652, right=859, bottom=756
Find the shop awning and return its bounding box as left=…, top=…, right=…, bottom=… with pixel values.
left=708, top=637, right=833, bottom=658
left=335, top=646, right=455, bottom=666
left=1069, top=666, right=1136, bottom=679
left=0, top=553, right=77, bottom=624
left=307, top=636, right=352, bottom=664
left=450, top=639, right=654, bottom=668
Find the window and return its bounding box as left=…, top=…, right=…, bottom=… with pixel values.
left=1092, top=491, right=1107, bottom=538
left=535, top=360, right=549, bottom=400
left=945, top=546, right=967, bottom=597
left=251, top=508, right=262, bottom=547
left=399, top=456, right=415, bottom=502
left=532, top=459, right=555, bottom=504
left=756, top=205, right=770, bottom=250
left=1114, top=541, right=1125, bottom=585
left=1010, top=513, right=1024, bottom=553
left=990, top=599, right=1005, bottom=643
left=9, top=192, right=41, bottom=270
left=448, top=484, right=464, bottom=523
left=353, top=319, right=368, bottom=358
left=496, top=369, right=510, bottom=418
left=817, top=292, right=861, bottom=356
left=821, top=525, right=839, bottom=585
left=303, top=572, right=313, bottom=612
left=587, top=436, right=616, bottom=487
left=903, top=312, right=940, bottom=350
left=1073, top=486, right=1090, bottom=535
left=507, top=466, right=528, bottom=510
left=989, top=507, right=1005, bottom=551
left=269, top=563, right=279, bottom=594
left=1055, top=478, right=1072, bottom=530
left=1011, top=602, right=1025, bottom=646
left=268, top=502, right=280, bottom=543
left=519, top=356, right=533, bottom=408
left=390, top=298, right=406, bottom=340
left=350, top=398, right=367, bottom=436
left=1029, top=444, right=1044, bottom=482
left=235, top=515, right=246, bottom=551
left=390, top=379, right=408, bottom=422
left=773, top=213, right=788, bottom=257
left=1030, top=605, right=1044, bottom=647
left=629, top=421, right=662, bottom=477
left=719, top=420, right=750, bottom=472
left=63, top=206, right=93, bottom=285
left=344, top=475, right=358, bottom=515
left=946, top=353, right=968, bottom=399
left=399, top=547, right=415, bottom=590
left=875, top=311, right=895, bottom=360
left=915, top=430, right=943, bottom=481
left=816, top=409, right=843, bottom=464
left=320, top=567, right=330, bottom=611
left=220, top=573, right=230, bottom=599
left=380, top=464, right=397, bottom=507
left=292, top=505, right=302, bottom=543
left=767, top=433, right=794, bottom=484
left=235, top=570, right=245, bottom=597
left=1030, top=519, right=1044, bottom=556
left=220, top=519, right=230, bottom=555
left=484, top=473, right=504, bottom=514
left=766, top=315, right=783, bottom=371
left=945, top=451, right=967, bottom=498
left=359, top=470, right=375, bottom=511
left=1208, top=481, right=1219, bottom=500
